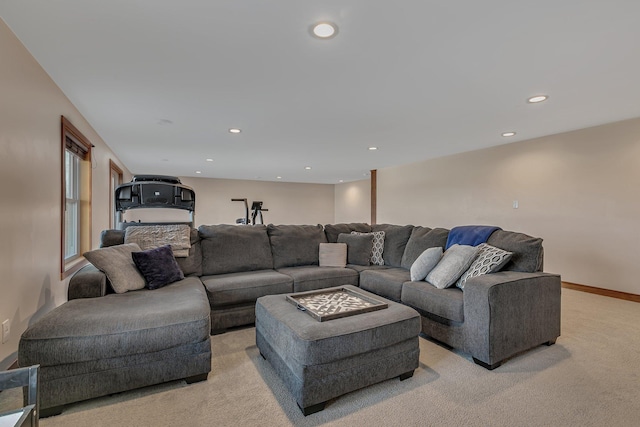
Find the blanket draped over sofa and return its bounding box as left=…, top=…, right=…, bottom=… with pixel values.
left=18, top=222, right=561, bottom=416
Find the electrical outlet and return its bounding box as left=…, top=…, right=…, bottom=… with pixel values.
left=512, top=200, right=519, bottom=209
left=2, top=319, right=9, bottom=344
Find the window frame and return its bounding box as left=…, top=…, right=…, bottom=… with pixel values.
left=61, top=116, right=93, bottom=279
left=109, top=159, right=124, bottom=229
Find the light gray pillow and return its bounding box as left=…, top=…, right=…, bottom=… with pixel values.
left=319, top=243, right=347, bottom=267
left=426, top=244, right=480, bottom=289
left=456, top=243, right=513, bottom=289
left=83, top=243, right=145, bottom=294
left=410, top=247, right=443, bottom=281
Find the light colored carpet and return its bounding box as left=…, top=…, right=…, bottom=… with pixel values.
left=2, top=288, right=639, bottom=426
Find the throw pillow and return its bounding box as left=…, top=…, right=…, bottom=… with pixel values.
left=426, top=244, right=480, bottom=289
left=456, top=243, right=513, bottom=289
left=319, top=243, right=347, bottom=267
left=132, top=245, right=185, bottom=290
left=83, top=243, right=146, bottom=294
left=337, top=233, right=374, bottom=266
left=410, top=247, right=443, bottom=281
left=351, top=231, right=385, bottom=265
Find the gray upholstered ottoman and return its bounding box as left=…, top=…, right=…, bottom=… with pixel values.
left=255, top=285, right=421, bottom=415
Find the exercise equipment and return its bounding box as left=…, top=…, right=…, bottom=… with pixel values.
left=231, top=198, right=268, bottom=225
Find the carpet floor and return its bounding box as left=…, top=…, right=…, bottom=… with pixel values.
left=1, top=288, right=639, bottom=426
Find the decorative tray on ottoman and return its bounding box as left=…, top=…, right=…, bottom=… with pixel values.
left=286, top=287, right=388, bottom=322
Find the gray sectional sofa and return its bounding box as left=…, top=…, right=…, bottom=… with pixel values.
left=18, top=222, right=561, bottom=415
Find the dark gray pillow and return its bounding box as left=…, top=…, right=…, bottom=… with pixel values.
left=324, top=223, right=372, bottom=243
left=267, top=224, right=328, bottom=269
left=132, top=245, right=185, bottom=290
left=371, top=224, right=414, bottom=267
left=100, top=229, right=125, bottom=247
left=337, top=233, right=374, bottom=266
left=486, top=230, right=543, bottom=272
left=401, top=227, right=450, bottom=269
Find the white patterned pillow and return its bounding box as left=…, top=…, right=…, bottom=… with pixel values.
left=456, top=243, right=513, bottom=289
left=351, top=230, right=385, bottom=265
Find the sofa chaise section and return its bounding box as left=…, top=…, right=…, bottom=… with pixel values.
left=18, top=276, right=211, bottom=416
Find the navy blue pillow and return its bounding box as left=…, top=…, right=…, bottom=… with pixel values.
left=131, top=245, right=184, bottom=290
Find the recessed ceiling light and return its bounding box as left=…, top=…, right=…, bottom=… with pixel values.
left=368, top=146, right=378, bottom=151
left=305, top=166, right=312, bottom=170
left=195, top=171, right=202, bottom=174
left=206, top=158, right=213, bottom=162
left=276, top=176, right=282, bottom=179
left=527, top=95, right=548, bottom=103
left=502, top=132, right=516, bottom=137
left=311, top=22, right=338, bottom=39
left=339, top=180, right=344, bottom=183
left=229, top=128, right=241, bottom=134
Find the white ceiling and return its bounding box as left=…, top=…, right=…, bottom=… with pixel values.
left=3, top=1, right=640, bottom=184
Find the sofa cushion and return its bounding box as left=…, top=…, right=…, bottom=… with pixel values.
left=426, top=244, right=480, bottom=289
left=456, top=243, right=513, bottom=289
left=372, top=224, right=414, bottom=267
left=401, top=227, right=449, bottom=269
left=319, top=243, right=347, bottom=267
left=486, top=230, right=544, bottom=272
left=83, top=243, right=145, bottom=294
left=201, top=270, right=293, bottom=308
left=337, top=233, right=374, bottom=266
left=131, top=245, right=185, bottom=290
left=277, top=266, right=359, bottom=293
left=174, top=229, right=203, bottom=277
left=323, top=223, right=371, bottom=243
left=351, top=231, right=385, bottom=265
left=345, top=264, right=391, bottom=273
left=100, top=229, right=125, bottom=247
left=267, top=224, right=328, bottom=269
left=410, top=247, right=443, bottom=282
left=101, top=228, right=202, bottom=277
left=401, top=282, right=464, bottom=323
left=19, top=277, right=210, bottom=365
left=359, top=268, right=411, bottom=302
left=199, top=224, right=273, bottom=275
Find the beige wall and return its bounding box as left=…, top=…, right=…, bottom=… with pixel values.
left=378, top=117, right=640, bottom=295
left=0, top=19, right=130, bottom=368
left=128, top=177, right=335, bottom=226
left=334, top=179, right=370, bottom=224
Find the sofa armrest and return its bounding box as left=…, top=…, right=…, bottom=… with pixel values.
left=463, top=270, right=561, bottom=367
left=68, top=264, right=108, bottom=300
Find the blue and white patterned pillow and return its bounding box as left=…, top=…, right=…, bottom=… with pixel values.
left=456, top=243, right=512, bottom=289
left=351, top=230, right=385, bottom=265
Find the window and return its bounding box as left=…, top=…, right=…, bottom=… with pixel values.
left=109, top=160, right=123, bottom=229
left=61, top=116, right=92, bottom=278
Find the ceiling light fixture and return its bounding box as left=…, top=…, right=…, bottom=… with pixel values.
left=527, top=95, right=548, bottom=103
left=206, top=158, right=213, bottom=162
left=368, top=147, right=378, bottom=151
left=229, top=128, right=241, bottom=134
left=311, top=22, right=338, bottom=39
left=305, top=166, right=312, bottom=170
left=501, top=132, right=516, bottom=137
left=195, top=171, right=202, bottom=174
left=276, top=176, right=282, bottom=179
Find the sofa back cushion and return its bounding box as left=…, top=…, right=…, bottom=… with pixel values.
left=401, top=227, right=450, bottom=269
left=199, top=224, right=273, bottom=275
left=486, top=230, right=543, bottom=272
left=267, top=224, right=328, bottom=269
left=99, top=228, right=203, bottom=276
left=371, top=224, right=414, bottom=268
left=323, top=223, right=372, bottom=243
